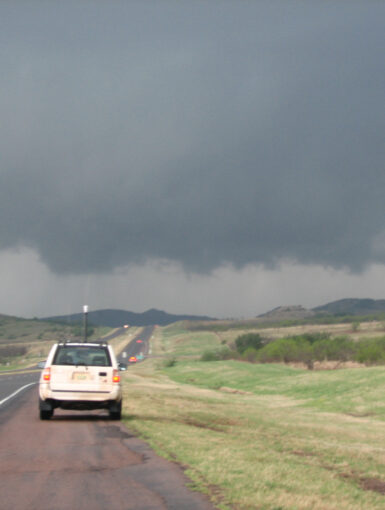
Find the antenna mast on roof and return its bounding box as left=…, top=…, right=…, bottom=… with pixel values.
left=83, top=305, right=88, bottom=343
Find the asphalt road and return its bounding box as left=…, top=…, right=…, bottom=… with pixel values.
left=0, top=328, right=215, bottom=510
left=117, top=325, right=154, bottom=365
left=0, top=369, right=39, bottom=409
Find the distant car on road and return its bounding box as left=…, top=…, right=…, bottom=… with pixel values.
left=129, top=356, right=137, bottom=363
left=37, top=360, right=46, bottom=369
left=136, top=339, right=143, bottom=343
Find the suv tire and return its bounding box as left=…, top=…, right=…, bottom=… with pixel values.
left=40, top=409, right=53, bottom=420
left=109, top=401, right=122, bottom=420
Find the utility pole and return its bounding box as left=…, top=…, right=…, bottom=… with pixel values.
left=83, top=305, right=88, bottom=343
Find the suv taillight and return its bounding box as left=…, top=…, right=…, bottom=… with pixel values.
left=112, top=369, right=120, bottom=383
left=43, top=368, right=51, bottom=381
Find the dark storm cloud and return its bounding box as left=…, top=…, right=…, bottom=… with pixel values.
left=0, top=1, right=384, bottom=274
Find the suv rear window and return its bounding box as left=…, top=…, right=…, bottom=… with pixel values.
left=53, top=345, right=111, bottom=367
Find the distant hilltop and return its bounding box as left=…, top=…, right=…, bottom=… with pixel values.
left=258, top=298, right=385, bottom=321
left=258, top=305, right=315, bottom=320
left=312, top=298, right=385, bottom=317
left=42, top=308, right=216, bottom=327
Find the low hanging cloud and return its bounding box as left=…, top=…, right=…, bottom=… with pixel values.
left=0, top=1, right=384, bottom=276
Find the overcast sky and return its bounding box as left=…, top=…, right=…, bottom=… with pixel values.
left=0, top=1, right=384, bottom=319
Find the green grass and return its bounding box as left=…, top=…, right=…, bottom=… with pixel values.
left=165, top=361, right=385, bottom=420
left=158, top=324, right=221, bottom=358
left=121, top=324, right=385, bottom=510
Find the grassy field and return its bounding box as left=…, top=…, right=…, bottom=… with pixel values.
left=121, top=322, right=385, bottom=510
left=188, top=319, right=385, bottom=344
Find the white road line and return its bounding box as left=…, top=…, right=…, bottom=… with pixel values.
left=0, top=382, right=37, bottom=407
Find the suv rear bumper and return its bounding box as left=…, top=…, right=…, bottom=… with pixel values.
left=39, top=384, right=122, bottom=408
left=39, top=396, right=122, bottom=412
left=40, top=382, right=121, bottom=398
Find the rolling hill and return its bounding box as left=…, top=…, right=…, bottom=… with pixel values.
left=257, top=298, right=385, bottom=321
left=42, top=308, right=215, bottom=327
left=312, top=298, right=385, bottom=316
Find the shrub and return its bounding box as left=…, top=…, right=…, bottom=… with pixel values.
left=235, top=333, right=263, bottom=354
left=312, top=336, right=355, bottom=362
left=242, top=347, right=258, bottom=363
left=220, top=346, right=237, bottom=360
left=201, top=350, right=221, bottom=362
left=163, top=357, right=177, bottom=367
left=296, top=332, right=330, bottom=344
left=200, top=334, right=385, bottom=368
left=257, top=335, right=385, bottom=368
left=354, top=338, right=385, bottom=365
left=201, top=347, right=235, bottom=362
left=256, top=335, right=351, bottom=369
left=256, top=338, right=304, bottom=363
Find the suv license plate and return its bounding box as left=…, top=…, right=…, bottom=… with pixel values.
left=73, top=372, right=90, bottom=381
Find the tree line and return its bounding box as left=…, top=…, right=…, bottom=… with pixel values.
left=201, top=332, right=385, bottom=369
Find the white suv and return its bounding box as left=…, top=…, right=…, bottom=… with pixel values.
left=39, top=342, right=122, bottom=420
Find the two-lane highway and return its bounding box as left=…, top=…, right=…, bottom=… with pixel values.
left=0, top=368, right=39, bottom=412
left=0, top=340, right=215, bottom=510
left=117, top=325, right=153, bottom=364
